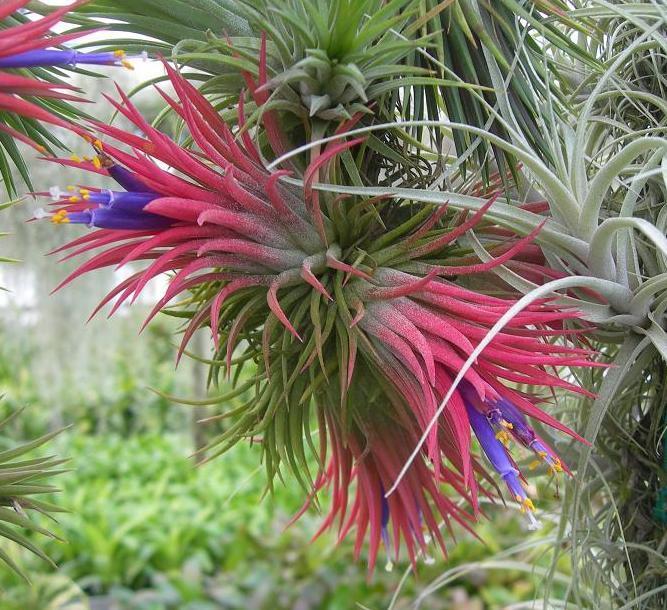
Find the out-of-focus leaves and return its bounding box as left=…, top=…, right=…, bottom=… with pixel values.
left=0, top=407, right=67, bottom=581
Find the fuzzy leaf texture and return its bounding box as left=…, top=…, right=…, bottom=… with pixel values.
left=38, top=56, right=605, bottom=573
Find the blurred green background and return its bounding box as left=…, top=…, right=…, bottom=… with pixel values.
left=0, top=70, right=571, bottom=610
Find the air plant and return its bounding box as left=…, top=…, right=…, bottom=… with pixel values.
left=584, top=4, right=667, bottom=136
left=0, top=0, right=136, bottom=193
left=0, top=408, right=67, bottom=580
left=69, top=0, right=600, bottom=180
left=37, top=60, right=604, bottom=572
left=174, top=0, right=438, bottom=124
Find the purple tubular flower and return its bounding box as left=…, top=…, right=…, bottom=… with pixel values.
left=89, top=208, right=173, bottom=230
left=63, top=189, right=160, bottom=213
left=54, top=207, right=173, bottom=230
left=465, top=401, right=517, bottom=478
left=80, top=190, right=157, bottom=213
left=488, top=398, right=536, bottom=446
left=487, top=398, right=564, bottom=475
left=380, top=493, right=392, bottom=567
left=464, top=400, right=540, bottom=529
left=106, top=191, right=158, bottom=213
left=0, top=49, right=133, bottom=70
left=381, top=493, right=390, bottom=531
left=61, top=210, right=92, bottom=225
left=105, top=161, right=154, bottom=193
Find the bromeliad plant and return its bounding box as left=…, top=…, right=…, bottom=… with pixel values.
left=41, top=63, right=601, bottom=571
left=71, top=0, right=599, bottom=176
left=0, top=408, right=67, bottom=580
left=0, top=0, right=137, bottom=194
left=15, top=0, right=665, bottom=604
left=171, top=0, right=437, bottom=124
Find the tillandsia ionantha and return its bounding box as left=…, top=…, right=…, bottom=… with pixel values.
left=35, top=58, right=604, bottom=573
left=0, top=0, right=139, bottom=193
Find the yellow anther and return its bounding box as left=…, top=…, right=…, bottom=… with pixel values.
left=113, top=50, right=126, bottom=58
left=121, top=59, right=134, bottom=70
left=79, top=189, right=90, bottom=196
left=93, top=139, right=103, bottom=150
left=50, top=210, right=69, bottom=224
left=538, top=451, right=548, bottom=459
left=70, top=154, right=82, bottom=163
left=495, top=430, right=511, bottom=448
left=501, top=420, right=514, bottom=430
left=92, top=156, right=102, bottom=170
left=517, top=496, right=535, bottom=513
left=69, top=196, right=80, bottom=203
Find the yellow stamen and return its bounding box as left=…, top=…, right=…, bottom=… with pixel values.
left=111, top=50, right=133, bottom=69
left=79, top=189, right=90, bottom=196
left=97, top=152, right=114, bottom=169
left=500, top=419, right=514, bottom=430
left=92, top=156, right=103, bottom=170
left=68, top=196, right=79, bottom=203
left=528, top=459, right=541, bottom=471
left=93, top=139, right=103, bottom=150
left=516, top=496, right=535, bottom=514
left=495, top=430, right=512, bottom=448
left=50, top=210, right=69, bottom=224
left=70, top=154, right=82, bottom=163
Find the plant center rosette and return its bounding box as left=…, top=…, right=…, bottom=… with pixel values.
left=39, top=63, right=600, bottom=573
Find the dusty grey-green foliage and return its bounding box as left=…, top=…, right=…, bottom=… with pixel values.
left=259, top=2, right=667, bottom=607
left=1, top=0, right=665, bottom=606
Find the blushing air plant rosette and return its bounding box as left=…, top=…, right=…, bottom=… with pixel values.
left=1, top=0, right=665, bottom=605
left=38, top=55, right=601, bottom=572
